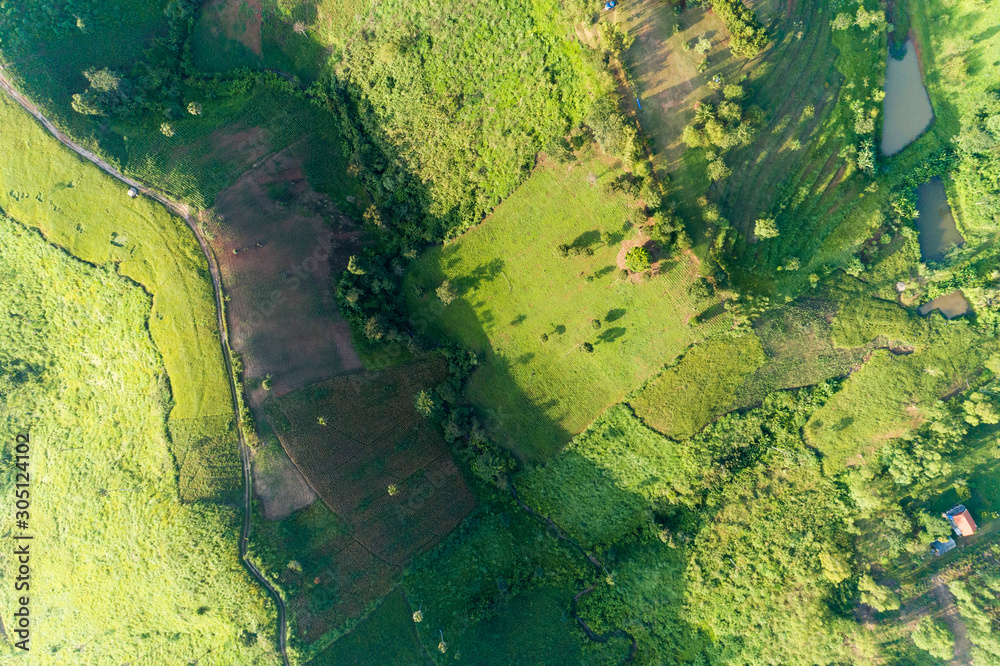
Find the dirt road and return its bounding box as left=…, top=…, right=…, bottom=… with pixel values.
left=0, top=68, right=290, bottom=666
left=930, top=575, right=973, bottom=665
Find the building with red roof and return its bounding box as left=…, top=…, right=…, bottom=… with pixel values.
left=943, top=505, right=977, bottom=537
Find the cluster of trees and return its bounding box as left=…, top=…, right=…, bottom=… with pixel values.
left=0, top=0, right=104, bottom=46
left=413, top=345, right=518, bottom=487
left=954, top=89, right=1000, bottom=232
left=950, top=554, right=1000, bottom=663
left=64, top=0, right=201, bottom=122
left=328, top=0, right=601, bottom=243
left=707, top=0, right=769, bottom=58
left=683, top=83, right=762, bottom=181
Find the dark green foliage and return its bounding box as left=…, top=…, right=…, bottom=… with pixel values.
left=649, top=209, right=691, bottom=254
left=954, top=89, right=1000, bottom=231
left=950, top=553, right=1000, bottom=663
left=404, top=508, right=589, bottom=655
left=688, top=277, right=715, bottom=300
left=588, top=97, right=641, bottom=166
left=686, top=455, right=861, bottom=663
left=577, top=543, right=712, bottom=665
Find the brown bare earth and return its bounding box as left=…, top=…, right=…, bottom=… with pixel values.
left=265, top=356, right=477, bottom=638
left=200, top=0, right=264, bottom=56
left=208, top=146, right=364, bottom=407
left=252, top=438, right=318, bottom=520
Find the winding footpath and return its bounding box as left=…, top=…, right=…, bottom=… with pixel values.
left=0, top=70, right=291, bottom=666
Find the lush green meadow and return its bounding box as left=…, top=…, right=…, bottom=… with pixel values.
left=0, top=218, right=275, bottom=663
left=806, top=279, right=993, bottom=474
left=517, top=403, right=702, bottom=549
left=629, top=334, right=767, bottom=440
left=0, top=92, right=233, bottom=422
left=406, top=151, right=730, bottom=459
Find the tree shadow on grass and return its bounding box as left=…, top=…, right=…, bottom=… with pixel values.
left=593, top=265, right=616, bottom=279
left=697, top=301, right=727, bottom=322
left=597, top=327, right=626, bottom=345
left=605, top=308, right=626, bottom=323
left=569, top=229, right=602, bottom=250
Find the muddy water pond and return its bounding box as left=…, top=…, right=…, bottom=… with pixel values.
left=916, top=177, right=964, bottom=262
left=918, top=290, right=971, bottom=319
left=881, top=38, right=934, bottom=156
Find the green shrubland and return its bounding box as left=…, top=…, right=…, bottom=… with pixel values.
left=328, top=0, right=606, bottom=240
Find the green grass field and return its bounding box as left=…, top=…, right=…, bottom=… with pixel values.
left=629, top=334, right=768, bottom=440
left=517, top=403, right=701, bottom=549
left=406, top=150, right=731, bottom=459
left=805, top=280, right=993, bottom=474
left=0, top=92, right=231, bottom=424
left=0, top=218, right=276, bottom=664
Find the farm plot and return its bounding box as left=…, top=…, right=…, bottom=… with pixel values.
left=805, top=283, right=993, bottom=474
left=207, top=146, right=364, bottom=404
left=406, top=151, right=731, bottom=460
left=0, top=93, right=239, bottom=464
left=262, top=356, right=476, bottom=650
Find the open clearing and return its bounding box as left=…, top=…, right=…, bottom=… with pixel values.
left=208, top=146, right=364, bottom=404
left=406, top=150, right=731, bottom=460
left=630, top=294, right=891, bottom=441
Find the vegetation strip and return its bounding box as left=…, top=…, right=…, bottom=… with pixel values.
left=509, top=485, right=638, bottom=661
left=0, top=71, right=289, bottom=666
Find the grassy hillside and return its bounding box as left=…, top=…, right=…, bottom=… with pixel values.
left=0, top=218, right=276, bottom=663
left=406, top=150, right=730, bottom=459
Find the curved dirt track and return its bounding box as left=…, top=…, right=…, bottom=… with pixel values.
left=0, top=69, right=290, bottom=666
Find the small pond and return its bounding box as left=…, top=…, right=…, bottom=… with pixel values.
left=915, top=177, right=964, bottom=262
left=881, top=38, right=934, bottom=156
left=918, top=290, right=971, bottom=319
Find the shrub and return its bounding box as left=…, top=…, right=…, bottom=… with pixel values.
left=625, top=246, right=651, bottom=273
left=688, top=277, right=715, bottom=300
left=710, top=0, right=768, bottom=57
left=754, top=218, right=779, bottom=239
left=437, top=280, right=457, bottom=305
left=723, top=84, right=745, bottom=100
left=707, top=158, right=731, bottom=182
left=911, top=617, right=954, bottom=660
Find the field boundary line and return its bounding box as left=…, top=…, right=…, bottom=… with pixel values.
left=0, top=70, right=290, bottom=666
